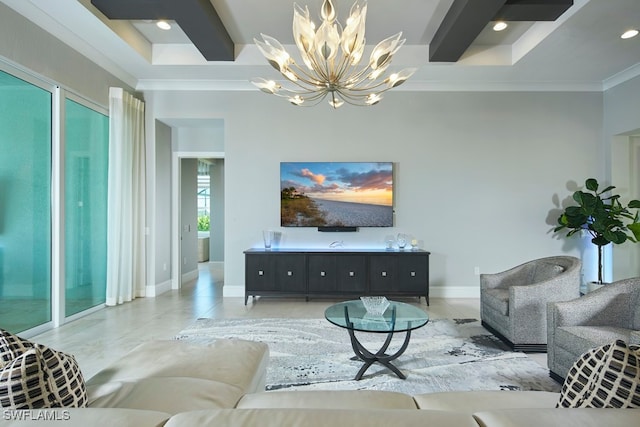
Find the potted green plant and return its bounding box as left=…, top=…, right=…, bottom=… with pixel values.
left=554, top=178, right=640, bottom=284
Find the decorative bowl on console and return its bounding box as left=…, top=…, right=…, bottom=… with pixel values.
left=360, top=296, right=390, bottom=316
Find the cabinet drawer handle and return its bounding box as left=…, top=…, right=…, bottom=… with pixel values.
left=381, top=271, right=387, bottom=277
left=349, top=271, right=355, bottom=277
left=258, top=270, right=264, bottom=276
left=320, top=271, right=326, bottom=277
left=287, top=271, right=293, bottom=276
left=410, top=271, right=416, bottom=277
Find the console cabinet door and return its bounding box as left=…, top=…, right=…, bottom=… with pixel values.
left=398, top=254, right=429, bottom=295
left=274, top=254, right=307, bottom=293
left=336, top=255, right=366, bottom=293
left=368, top=255, right=398, bottom=294
left=245, top=254, right=273, bottom=291
left=308, top=255, right=338, bottom=293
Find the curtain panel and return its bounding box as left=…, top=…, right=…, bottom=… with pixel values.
left=106, top=87, right=146, bottom=306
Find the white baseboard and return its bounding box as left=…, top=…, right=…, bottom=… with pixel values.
left=430, top=286, right=480, bottom=299
left=223, top=285, right=244, bottom=298
left=147, top=279, right=172, bottom=297
left=181, top=269, right=199, bottom=284
left=222, top=285, right=480, bottom=299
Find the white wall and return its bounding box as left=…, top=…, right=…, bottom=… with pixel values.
left=0, top=2, right=134, bottom=106
left=175, top=126, right=224, bottom=152
left=145, top=89, right=603, bottom=297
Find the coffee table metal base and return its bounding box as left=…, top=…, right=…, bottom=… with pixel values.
left=347, top=327, right=412, bottom=380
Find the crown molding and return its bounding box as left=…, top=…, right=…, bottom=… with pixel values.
left=602, top=63, right=640, bottom=91
left=136, top=78, right=603, bottom=93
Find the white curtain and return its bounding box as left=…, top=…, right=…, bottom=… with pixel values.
left=106, top=87, right=146, bottom=306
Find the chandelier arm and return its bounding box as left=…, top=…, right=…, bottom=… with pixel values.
left=270, top=89, right=329, bottom=106
left=332, top=91, right=372, bottom=107
left=346, top=78, right=392, bottom=92
left=288, top=60, right=330, bottom=87
left=302, top=54, right=332, bottom=83
left=331, top=55, right=356, bottom=83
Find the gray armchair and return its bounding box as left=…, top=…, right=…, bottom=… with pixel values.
left=547, top=277, right=640, bottom=381
left=480, top=256, right=581, bottom=352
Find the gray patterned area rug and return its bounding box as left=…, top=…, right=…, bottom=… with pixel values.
left=176, top=317, right=561, bottom=395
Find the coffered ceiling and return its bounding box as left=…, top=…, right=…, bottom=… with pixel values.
left=2, top=0, right=640, bottom=92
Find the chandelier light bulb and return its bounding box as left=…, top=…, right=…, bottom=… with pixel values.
left=251, top=0, right=416, bottom=108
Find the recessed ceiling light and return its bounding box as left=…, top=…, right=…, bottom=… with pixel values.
left=621, top=29, right=638, bottom=39
left=156, top=20, right=171, bottom=31
left=493, top=21, right=508, bottom=32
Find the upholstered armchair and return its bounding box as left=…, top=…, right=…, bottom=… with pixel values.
left=547, top=277, right=640, bottom=380
left=480, top=256, right=581, bottom=352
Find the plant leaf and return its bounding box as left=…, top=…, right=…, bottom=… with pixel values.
left=585, top=178, right=599, bottom=192
left=629, top=200, right=640, bottom=209
left=600, top=185, right=616, bottom=194
left=628, top=222, right=640, bottom=241
left=592, top=236, right=609, bottom=246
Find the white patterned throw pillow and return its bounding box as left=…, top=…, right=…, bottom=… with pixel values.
left=0, top=329, right=87, bottom=409
left=0, top=329, right=34, bottom=368
left=557, top=340, right=640, bottom=408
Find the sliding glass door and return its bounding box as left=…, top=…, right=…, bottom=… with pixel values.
left=0, top=70, right=52, bottom=332
left=0, top=65, right=110, bottom=333
left=65, top=99, right=108, bottom=317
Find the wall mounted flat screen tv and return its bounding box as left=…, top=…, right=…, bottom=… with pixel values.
left=280, top=162, right=394, bottom=228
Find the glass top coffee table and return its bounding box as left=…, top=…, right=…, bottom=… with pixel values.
left=324, top=299, right=429, bottom=380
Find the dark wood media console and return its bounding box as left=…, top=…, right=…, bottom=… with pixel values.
left=244, top=248, right=430, bottom=305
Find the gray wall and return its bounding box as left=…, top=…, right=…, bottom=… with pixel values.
left=180, top=159, right=198, bottom=278
left=210, top=159, right=225, bottom=262
left=604, top=74, right=640, bottom=280
left=154, top=120, right=172, bottom=285
left=145, top=89, right=604, bottom=297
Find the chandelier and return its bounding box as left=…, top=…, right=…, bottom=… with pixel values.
left=251, top=0, right=416, bottom=108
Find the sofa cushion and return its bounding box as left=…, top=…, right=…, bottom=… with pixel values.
left=164, top=408, right=479, bottom=427
left=87, top=377, right=245, bottom=413
left=557, top=340, right=640, bottom=408
left=86, top=339, right=269, bottom=394
left=473, top=408, right=640, bottom=427
left=483, top=289, right=509, bottom=316
left=237, top=390, right=417, bottom=410
left=413, top=391, right=559, bottom=412
left=0, top=346, right=87, bottom=409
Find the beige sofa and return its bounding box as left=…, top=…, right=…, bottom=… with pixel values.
left=1, top=339, right=637, bottom=426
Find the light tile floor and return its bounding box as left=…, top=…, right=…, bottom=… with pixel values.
left=32, top=263, right=546, bottom=379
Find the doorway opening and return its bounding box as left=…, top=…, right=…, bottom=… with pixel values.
left=172, top=153, right=225, bottom=289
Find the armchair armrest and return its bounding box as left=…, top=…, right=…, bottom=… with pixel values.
left=550, top=290, right=634, bottom=328
left=630, top=330, right=640, bottom=345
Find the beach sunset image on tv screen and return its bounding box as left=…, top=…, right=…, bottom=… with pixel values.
left=280, top=162, right=394, bottom=227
